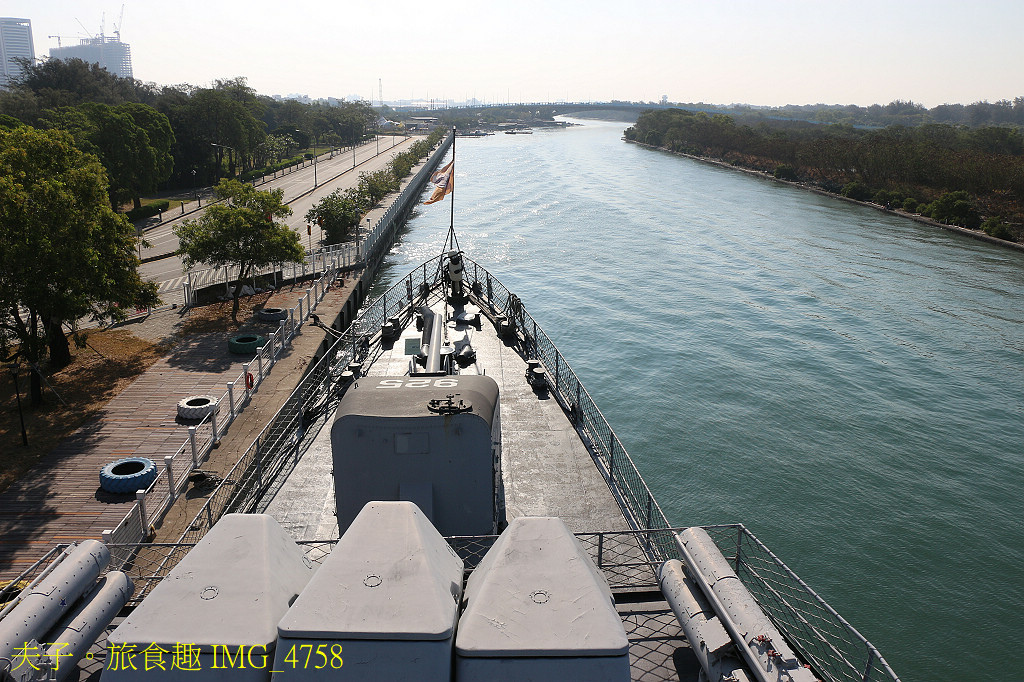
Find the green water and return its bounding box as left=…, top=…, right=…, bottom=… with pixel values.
left=379, top=119, right=1024, bottom=681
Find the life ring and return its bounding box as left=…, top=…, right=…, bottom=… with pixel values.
left=100, top=457, right=159, bottom=494
left=246, top=372, right=255, bottom=390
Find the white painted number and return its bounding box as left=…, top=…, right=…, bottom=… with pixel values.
left=376, top=378, right=461, bottom=388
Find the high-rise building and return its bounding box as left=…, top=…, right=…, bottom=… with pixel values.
left=50, top=35, right=133, bottom=80
left=0, top=17, right=34, bottom=88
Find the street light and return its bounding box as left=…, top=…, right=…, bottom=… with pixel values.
left=211, top=142, right=236, bottom=178
left=7, top=363, right=28, bottom=446
left=294, top=130, right=317, bottom=188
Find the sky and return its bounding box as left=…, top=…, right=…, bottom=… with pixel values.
left=7, top=0, right=1024, bottom=108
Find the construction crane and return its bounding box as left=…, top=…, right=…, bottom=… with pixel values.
left=113, top=4, right=125, bottom=41
left=74, top=18, right=95, bottom=39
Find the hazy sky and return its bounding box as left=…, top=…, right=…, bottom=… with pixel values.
left=8, top=0, right=1023, bottom=107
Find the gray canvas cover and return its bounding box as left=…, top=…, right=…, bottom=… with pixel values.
left=108, top=514, right=313, bottom=651
left=276, top=501, right=464, bottom=640
left=457, top=516, right=628, bottom=657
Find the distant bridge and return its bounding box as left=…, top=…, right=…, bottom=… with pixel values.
left=399, top=101, right=738, bottom=123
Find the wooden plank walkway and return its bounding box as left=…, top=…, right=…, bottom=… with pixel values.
left=0, top=283, right=353, bottom=579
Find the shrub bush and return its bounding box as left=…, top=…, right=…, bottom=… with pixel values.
left=926, top=190, right=982, bottom=229
left=841, top=181, right=873, bottom=202
left=126, top=200, right=170, bottom=222
left=774, top=164, right=798, bottom=181
left=982, top=217, right=1015, bottom=241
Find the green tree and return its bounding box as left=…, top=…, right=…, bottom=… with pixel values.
left=926, top=190, right=982, bottom=229
left=40, top=102, right=174, bottom=210
left=305, top=188, right=363, bottom=244
left=175, top=179, right=303, bottom=322
left=0, top=126, right=159, bottom=403
left=116, top=102, right=176, bottom=207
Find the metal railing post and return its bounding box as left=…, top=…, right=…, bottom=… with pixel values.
left=608, top=437, right=616, bottom=485
left=136, top=491, right=148, bottom=534
left=188, top=426, right=198, bottom=467
left=227, top=381, right=235, bottom=416
left=257, top=349, right=264, bottom=382
left=280, top=319, right=289, bottom=348
left=243, top=362, right=251, bottom=400
left=210, top=407, right=219, bottom=445
left=164, top=456, right=175, bottom=501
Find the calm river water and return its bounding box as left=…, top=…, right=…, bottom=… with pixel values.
left=374, top=118, right=1024, bottom=681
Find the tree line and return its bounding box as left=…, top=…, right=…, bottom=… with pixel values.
left=674, top=98, right=1024, bottom=130
left=625, top=108, right=1024, bottom=242
left=0, top=58, right=378, bottom=211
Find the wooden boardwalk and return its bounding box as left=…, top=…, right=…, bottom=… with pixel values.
left=0, top=284, right=352, bottom=579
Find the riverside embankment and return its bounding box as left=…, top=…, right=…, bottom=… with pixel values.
left=625, top=138, right=1024, bottom=253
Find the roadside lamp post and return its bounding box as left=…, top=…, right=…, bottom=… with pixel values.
left=293, top=130, right=316, bottom=187
left=191, top=168, right=197, bottom=205
left=211, top=143, right=235, bottom=178
left=7, top=364, right=28, bottom=446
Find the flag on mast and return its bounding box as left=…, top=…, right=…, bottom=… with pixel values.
left=423, top=160, right=454, bottom=204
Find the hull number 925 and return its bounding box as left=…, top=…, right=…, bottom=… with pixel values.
left=376, top=378, right=460, bottom=389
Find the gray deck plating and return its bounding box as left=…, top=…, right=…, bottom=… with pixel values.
left=263, top=299, right=629, bottom=538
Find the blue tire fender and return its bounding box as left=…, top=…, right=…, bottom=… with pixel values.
left=100, top=457, right=159, bottom=494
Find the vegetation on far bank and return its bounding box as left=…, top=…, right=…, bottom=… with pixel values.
left=625, top=108, right=1024, bottom=243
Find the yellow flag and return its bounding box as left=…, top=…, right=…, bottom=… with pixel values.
left=423, top=160, right=454, bottom=204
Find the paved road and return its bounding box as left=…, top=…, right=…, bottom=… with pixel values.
left=139, top=134, right=418, bottom=286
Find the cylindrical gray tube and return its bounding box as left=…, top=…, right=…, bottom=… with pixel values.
left=42, top=571, right=134, bottom=682
left=0, top=540, right=110, bottom=661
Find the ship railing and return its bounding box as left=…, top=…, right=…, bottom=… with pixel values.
left=1, top=527, right=896, bottom=682
left=157, top=257, right=896, bottom=682
left=459, top=257, right=674, bottom=550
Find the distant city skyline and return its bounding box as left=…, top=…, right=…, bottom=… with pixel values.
left=6, top=1, right=1024, bottom=108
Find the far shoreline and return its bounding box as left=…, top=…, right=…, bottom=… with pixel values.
left=624, top=139, right=1024, bottom=255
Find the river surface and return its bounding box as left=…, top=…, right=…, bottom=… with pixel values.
left=372, top=119, right=1024, bottom=681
